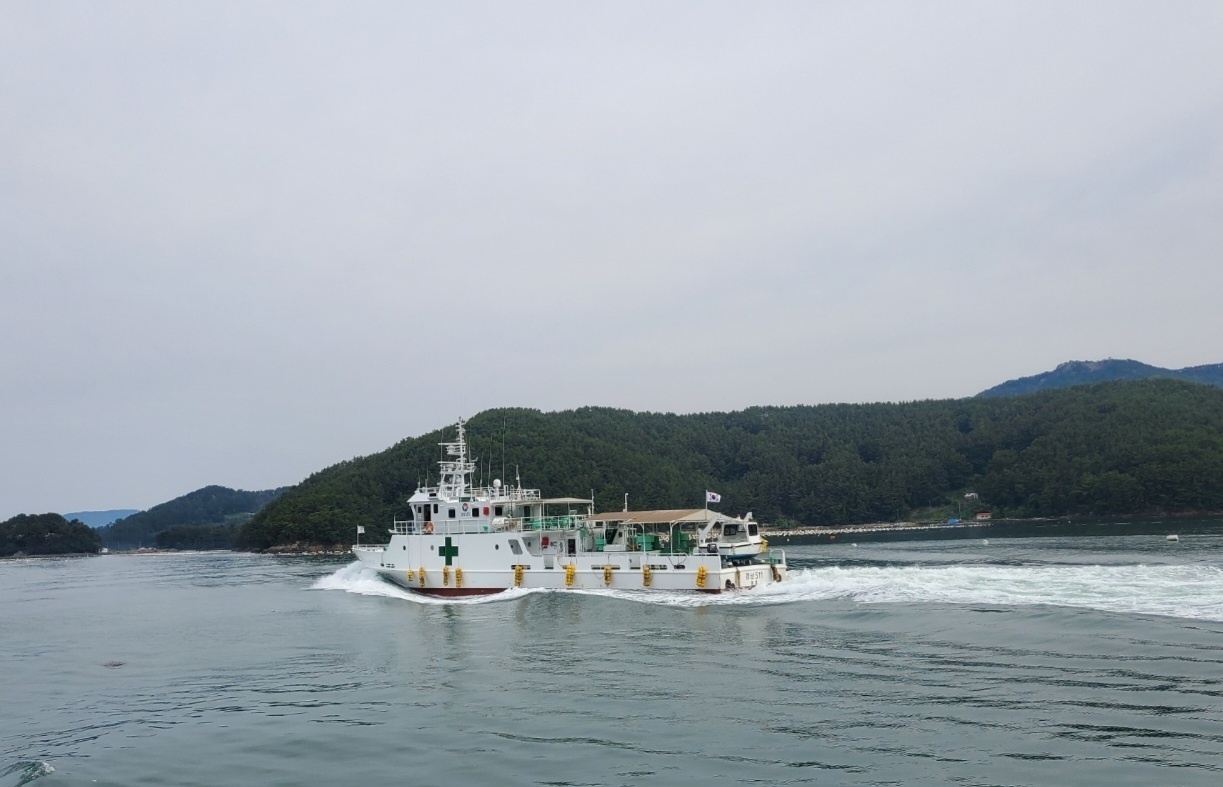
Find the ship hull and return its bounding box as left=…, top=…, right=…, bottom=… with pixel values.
left=354, top=536, right=785, bottom=596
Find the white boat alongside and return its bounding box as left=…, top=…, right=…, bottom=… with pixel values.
left=352, top=419, right=787, bottom=596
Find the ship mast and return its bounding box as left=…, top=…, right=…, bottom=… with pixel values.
left=437, top=419, right=476, bottom=500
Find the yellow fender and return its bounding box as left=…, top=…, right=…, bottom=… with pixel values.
left=442, top=565, right=450, bottom=586
left=642, top=565, right=652, bottom=587
left=771, top=564, right=782, bottom=582
left=696, top=565, right=707, bottom=588
left=406, top=569, right=414, bottom=583
left=565, top=563, right=576, bottom=587
left=514, top=565, right=524, bottom=587
left=455, top=567, right=463, bottom=588
left=603, top=565, right=612, bottom=586
left=418, top=567, right=426, bottom=587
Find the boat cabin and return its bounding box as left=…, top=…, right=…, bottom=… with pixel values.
left=585, top=508, right=764, bottom=560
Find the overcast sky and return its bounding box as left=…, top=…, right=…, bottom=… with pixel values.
left=2, top=1, right=1221, bottom=517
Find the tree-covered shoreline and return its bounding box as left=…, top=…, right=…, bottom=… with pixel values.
left=1, top=513, right=102, bottom=557
left=237, top=379, right=1223, bottom=549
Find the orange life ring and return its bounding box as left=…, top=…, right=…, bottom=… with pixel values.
left=423, top=522, right=434, bottom=535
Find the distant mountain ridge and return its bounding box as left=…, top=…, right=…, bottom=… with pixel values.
left=97, top=485, right=288, bottom=549
left=66, top=509, right=141, bottom=528
left=978, top=359, right=1223, bottom=398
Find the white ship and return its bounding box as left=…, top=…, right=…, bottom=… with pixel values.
left=352, top=419, right=787, bottom=596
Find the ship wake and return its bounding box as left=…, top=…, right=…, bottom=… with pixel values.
left=608, top=561, right=1223, bottom=619
left=312, top=561, right=1223, bottom=620
left=310, top=562, right=539, bottom=605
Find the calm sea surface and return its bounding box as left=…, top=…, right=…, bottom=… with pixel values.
left=4, top=520, right=1223, bottom=786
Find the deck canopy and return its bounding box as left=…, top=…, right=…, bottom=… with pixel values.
left=536, top=497, right=594, bottom=506
left=587, top=508, right=740, bottom=526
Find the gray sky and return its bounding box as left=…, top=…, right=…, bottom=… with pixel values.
left=3, top=1, right=1222, bottom=518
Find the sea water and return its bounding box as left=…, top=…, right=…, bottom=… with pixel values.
left=2, top=520, right=1222, bottom=786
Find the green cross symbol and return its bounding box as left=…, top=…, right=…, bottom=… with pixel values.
left=438, top=537, right=459, bottom=566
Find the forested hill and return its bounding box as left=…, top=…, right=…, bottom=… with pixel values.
left=2, top=514, right=101, bottom=557
left=99, top=485, right=288, bottom=549
left=978, top=359, right=1223, bottom=397
left=238, top=379, right=1223, bottom=549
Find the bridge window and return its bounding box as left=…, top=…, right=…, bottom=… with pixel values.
left=448, top=508, right=456, bottom=519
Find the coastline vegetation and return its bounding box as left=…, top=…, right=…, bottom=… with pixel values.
left=1, top=513, right=102, bottom=557
left=154, top=523, right=241, bottom=550
left=238, top=379, right=1223, bottom=549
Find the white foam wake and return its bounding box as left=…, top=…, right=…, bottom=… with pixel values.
left=310, top=562, right=539, bottom=605
left=311, top=561, right=1223, bottom=620
left=734, top=562, right=1223, bottom=620
left=0, top=761, right=54, bottom=787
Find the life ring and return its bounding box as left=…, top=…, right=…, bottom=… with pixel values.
left=423, top=522, right=434, bottom=535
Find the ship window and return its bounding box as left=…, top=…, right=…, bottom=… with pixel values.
left=471, top=508, right=479, bottom=518
left=433, top=504, right=439, bottom=514
left=748, top=523, right=759, bottom=536
left=724, top=524, right=739, bottom=537
left=448, top=508, right=456, bottom=519
left=495, top=505, right=504, bottom=516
